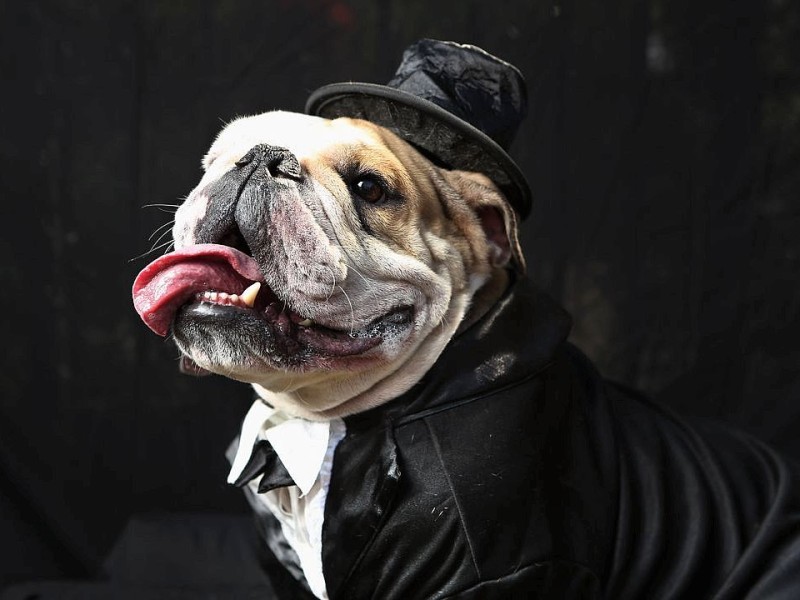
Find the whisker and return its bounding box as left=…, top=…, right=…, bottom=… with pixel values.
left=142, top=203, right=180, bottom=209
left=337, top=285, right=356, bottom=335
left=333, top=242, right=371, bottom=286
left=325, top=266, right=337, bottom=301
left=345, top=263, right=371, bottom=288
left=279, top=375, right=297, bottom=395
left=148, top=227, right=174, bottom=254
left=146, top=237, right=174, bottom=255
left=293, top=388, right=313, bottom=409
left=148, top=219, right=175, bottom=241
left=129, top=238, right=175, bottom=262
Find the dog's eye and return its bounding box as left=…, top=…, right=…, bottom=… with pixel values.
left=351, top=176, right=385, bottom=203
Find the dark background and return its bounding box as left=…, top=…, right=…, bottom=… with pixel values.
left=1, top=0, right=798, bottom=589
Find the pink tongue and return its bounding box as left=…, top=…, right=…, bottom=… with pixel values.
left=132, top=244, right=264, bottom=336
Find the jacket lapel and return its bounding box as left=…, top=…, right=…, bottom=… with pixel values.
left=321, top=419, right=402, bottom=598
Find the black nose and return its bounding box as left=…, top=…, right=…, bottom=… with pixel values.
left=190, top=143, right=302, bottom=248
left=235, top=144, right=302, bottom=180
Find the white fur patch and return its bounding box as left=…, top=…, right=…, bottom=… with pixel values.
left=173, top=192, right=209, bottom=248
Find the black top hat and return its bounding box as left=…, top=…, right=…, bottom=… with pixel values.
left=305, top=39, right=532, bottom=219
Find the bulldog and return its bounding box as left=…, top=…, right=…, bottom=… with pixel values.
left=135, top=110, right=522, bottom=421
left=133, top=40, right=800, bottom=600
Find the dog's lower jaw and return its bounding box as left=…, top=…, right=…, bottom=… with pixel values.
left=250, top=283, right=481, bottom=421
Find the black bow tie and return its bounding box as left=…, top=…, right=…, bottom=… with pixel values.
left=231, top=439, right=295, bottom=493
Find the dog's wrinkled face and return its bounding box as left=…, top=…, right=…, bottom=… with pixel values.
left=133, top=111, right=523, bottom=419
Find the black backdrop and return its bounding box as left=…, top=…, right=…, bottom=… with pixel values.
left=2, top=0, right=798, bottom=587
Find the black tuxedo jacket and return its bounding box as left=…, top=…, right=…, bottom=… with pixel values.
left=255, top=279, right=800, bottom=599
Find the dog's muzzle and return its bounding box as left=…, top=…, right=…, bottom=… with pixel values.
left=189, top=143, right=303, bottom=251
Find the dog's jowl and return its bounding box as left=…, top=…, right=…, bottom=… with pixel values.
left=133, top=40, right=800, bottom=599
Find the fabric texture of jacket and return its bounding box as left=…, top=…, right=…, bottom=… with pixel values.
left=254, top=277, right=800, bottom=599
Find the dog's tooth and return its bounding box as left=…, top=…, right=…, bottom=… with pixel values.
left=209, top=292, right=218, bottom=302
left=298, top=318, right=313, bottom=327
left=218, top=292, right=229, bottom=301
left=230, top=294, right=240, bottom=304
left=240, top=282, right=261, bottom=308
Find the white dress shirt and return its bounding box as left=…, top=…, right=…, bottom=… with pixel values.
left=227, top=400, right=345, bottom=600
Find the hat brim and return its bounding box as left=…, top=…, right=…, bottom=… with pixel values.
left=305, top=82, right=532, bottom=219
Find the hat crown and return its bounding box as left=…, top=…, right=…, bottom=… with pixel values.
left=386, top=39, right=528, bottom=151
left=306, top=39, right=532, bottom=218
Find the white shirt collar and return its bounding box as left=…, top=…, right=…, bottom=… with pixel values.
left=227, top=400, right=333, bottom=496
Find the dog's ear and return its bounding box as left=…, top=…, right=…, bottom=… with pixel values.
left=440, top=170, right=526, bottom=274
